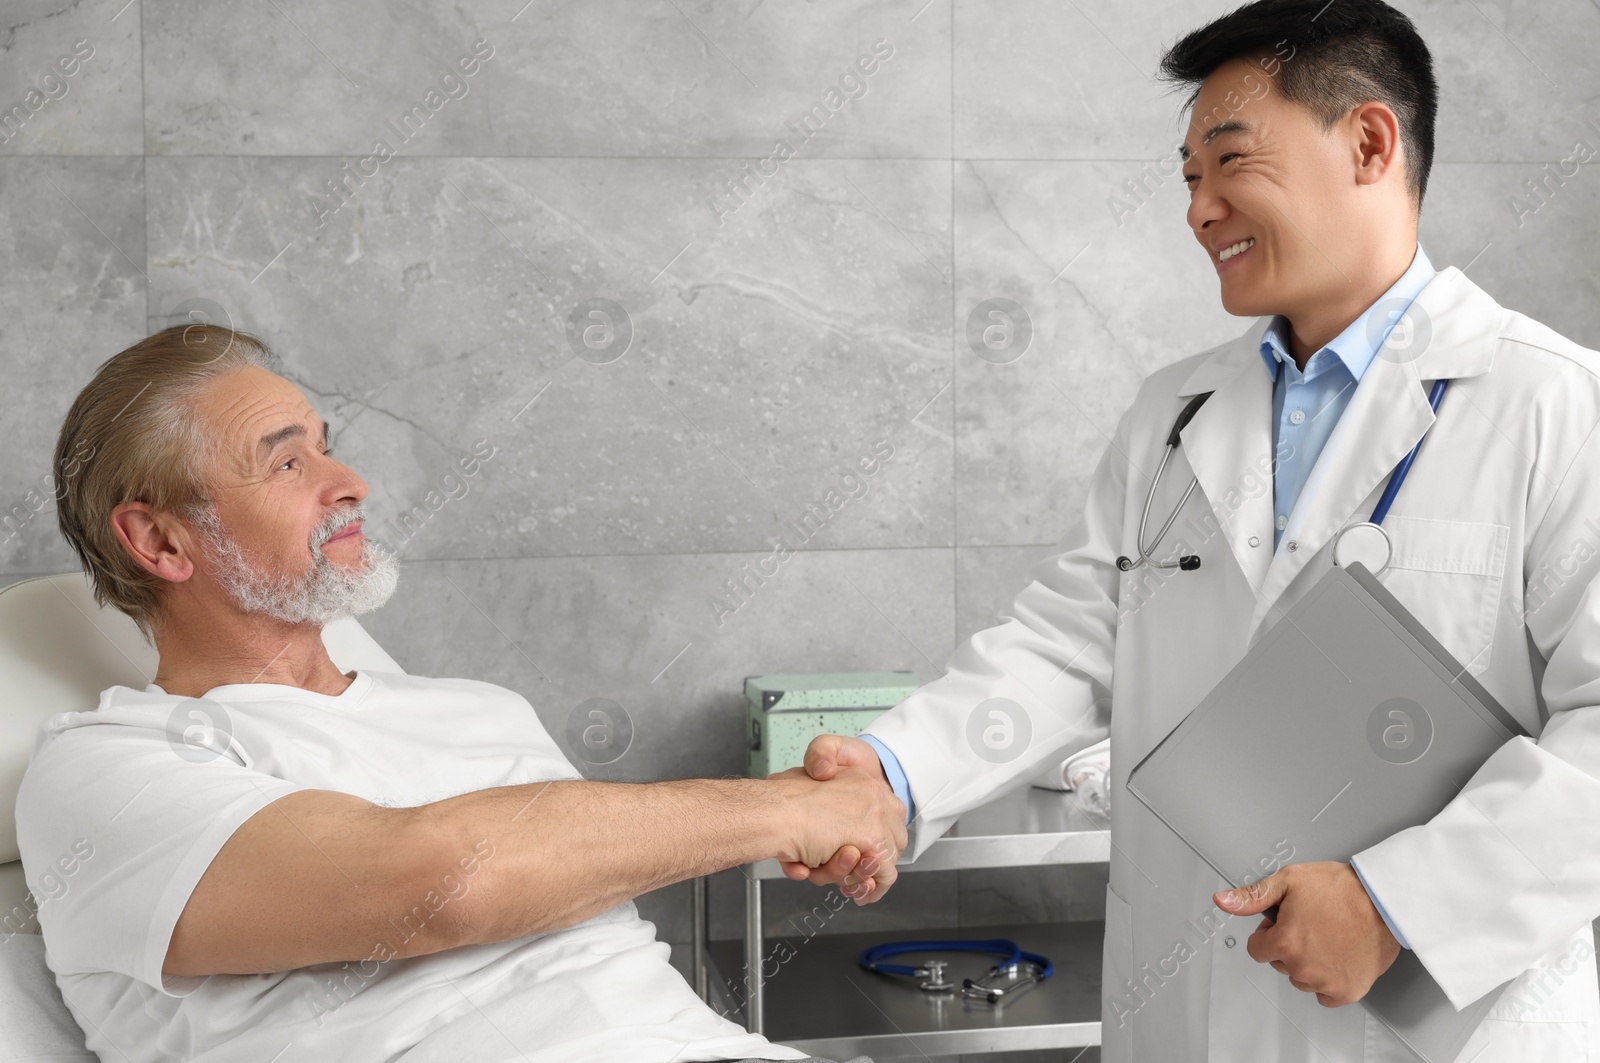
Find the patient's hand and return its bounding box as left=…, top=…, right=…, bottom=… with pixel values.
left=767, top=761, right=904, bottom=904
left=775, top=734, right=904, bottom=903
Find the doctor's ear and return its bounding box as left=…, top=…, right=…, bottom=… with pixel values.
left=1348, top=100, right=1403, bottom=192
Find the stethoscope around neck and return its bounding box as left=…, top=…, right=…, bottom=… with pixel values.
left=1115, top=378, right=1449, bottom=576
left=1117, top=390, right=1215, bottom=573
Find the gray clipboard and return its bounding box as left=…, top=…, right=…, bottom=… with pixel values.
left=1126, top=562, right=1528, bottom=1063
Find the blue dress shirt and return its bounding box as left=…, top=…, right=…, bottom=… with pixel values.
left=1261, top=244, right=1437, bottom=551
left=859, top=734, right=912, bottom=818
left=865, top=244, right=1437, bottom=951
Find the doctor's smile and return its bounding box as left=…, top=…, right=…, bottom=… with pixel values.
left=1214, top=237, right=1256, bottom=270
left=8, top=1, right=1599, bottom=1062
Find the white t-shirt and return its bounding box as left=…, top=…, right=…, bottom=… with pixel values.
left=14, top=668, right=805, bottom=1063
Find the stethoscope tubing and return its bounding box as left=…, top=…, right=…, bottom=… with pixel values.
left=1119, top=389, right=1213, bottom=572
left=1131, top=443, right=1203, bottom=568
left=859, top=938, right=1055, bottom=979
left=1367, top=377, right=1449, bottom=528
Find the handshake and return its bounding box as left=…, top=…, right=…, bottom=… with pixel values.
left=766, top=733, right=910, bottom=905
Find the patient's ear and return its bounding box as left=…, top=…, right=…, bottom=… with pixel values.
left=110, top=501, right=196, bottom=584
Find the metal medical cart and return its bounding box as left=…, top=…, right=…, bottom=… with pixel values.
left=691, top=784, right=1111, bottom=1059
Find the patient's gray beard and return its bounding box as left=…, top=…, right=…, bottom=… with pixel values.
left=189, top=503, right=400, bottom=626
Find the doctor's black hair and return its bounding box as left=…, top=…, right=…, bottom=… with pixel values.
left=1158, top=0, right=1438, bottom=207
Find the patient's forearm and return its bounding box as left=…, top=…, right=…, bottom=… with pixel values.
left=418, top=773, right=896, bottom=949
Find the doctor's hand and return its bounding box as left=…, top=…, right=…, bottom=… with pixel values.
left=767, top=764, right=906, bottom=905
left=1214, top=862, right=1402, bottom=1008
left=775, top=734, right=903, bottom=903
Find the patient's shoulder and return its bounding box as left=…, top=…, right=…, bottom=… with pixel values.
left=31, top=686, right=184, bottom=750
left=360, top=670, right=539, bottom=716
left=364, top=670, right=521, bottom=697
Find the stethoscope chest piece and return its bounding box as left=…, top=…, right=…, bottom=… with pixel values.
left=858, top=938, right=1053, bottom=1004
left=918, top=959, right=955, bottom=993
left=1331, top=521, right=1392, bottom=575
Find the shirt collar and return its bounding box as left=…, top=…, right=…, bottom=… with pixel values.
left=1258, top=244, right=1436, bottom=384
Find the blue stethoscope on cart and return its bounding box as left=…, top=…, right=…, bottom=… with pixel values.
left=859, top=938, right=1053, bottom=1003
left=1115, top=378, right=1449, bottom=576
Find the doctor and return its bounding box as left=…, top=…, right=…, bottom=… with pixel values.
left=788, top=1, right=1600, bottom=1060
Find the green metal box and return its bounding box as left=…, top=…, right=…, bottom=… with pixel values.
left=745, top=671, right=920, bottom=778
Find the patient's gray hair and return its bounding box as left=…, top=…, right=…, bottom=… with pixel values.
left=53, top=324, right=275, bottom=642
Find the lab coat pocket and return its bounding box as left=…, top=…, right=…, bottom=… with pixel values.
left=1101, top=882, right=1135, bottom=1063
left=1379, top=516, right=1509, bottom=677
left=1452, top=926, right=1597, bottom=1061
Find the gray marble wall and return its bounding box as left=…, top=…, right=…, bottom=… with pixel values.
left=3, top=0, right=1598, bottom=972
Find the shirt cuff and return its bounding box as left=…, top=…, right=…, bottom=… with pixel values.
left=1351, top=857, right=1411, bottom=950
left=858, top=734, right=915, bottom=825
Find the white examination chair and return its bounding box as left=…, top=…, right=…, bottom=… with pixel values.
left=0, top=571, right=404, bottom=1060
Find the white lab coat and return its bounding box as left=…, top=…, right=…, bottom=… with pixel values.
left=863, top=266, right=1600, bottom=1061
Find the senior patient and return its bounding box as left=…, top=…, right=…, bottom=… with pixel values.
left=15, top=324, right=898, bottom=1063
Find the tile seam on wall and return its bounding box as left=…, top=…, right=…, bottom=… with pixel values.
left=54, top=154, right=1574, bottom=162
left=950, top=0, right=960, bottom=658
left=140, top=0, right=149, bottom=331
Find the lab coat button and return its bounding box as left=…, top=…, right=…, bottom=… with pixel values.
left=1224, top=936, right=1236, bottom=949
left=1287, top=540, right=1299, bottom=552
left=1248, top=536, right=1260, bottom=547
